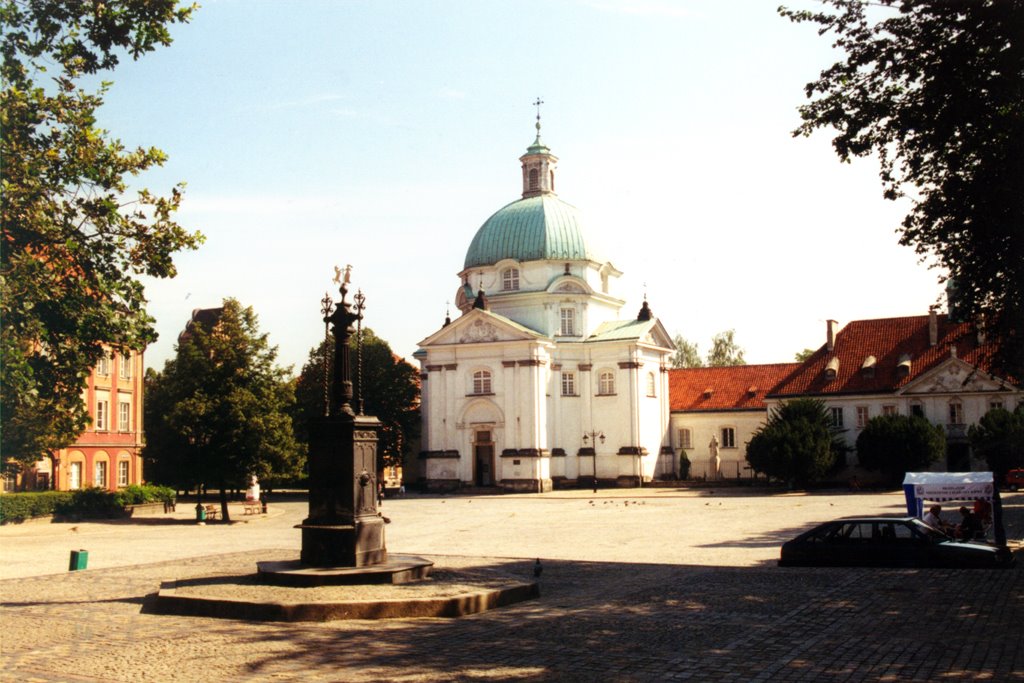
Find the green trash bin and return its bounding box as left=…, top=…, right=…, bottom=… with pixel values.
left=69, top=549, right=88, bottom=571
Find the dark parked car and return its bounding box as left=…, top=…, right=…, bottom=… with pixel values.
left=779, top=517, right=1014, bottom=568
left=1006, top=469, right=1024, bottom=491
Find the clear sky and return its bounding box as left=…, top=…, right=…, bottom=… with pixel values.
left=96, top=0, right=942, bottom=374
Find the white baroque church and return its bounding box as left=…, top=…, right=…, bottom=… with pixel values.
left=415, top=124, right=675, bottom=492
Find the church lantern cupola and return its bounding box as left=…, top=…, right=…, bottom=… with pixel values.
left=520, top=98, right=557, bottom=198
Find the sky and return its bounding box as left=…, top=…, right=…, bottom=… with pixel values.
left=94, top=0, right=944, bottom=374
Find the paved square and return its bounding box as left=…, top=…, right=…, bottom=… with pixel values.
left=1, top=488, right=1021, bottom=681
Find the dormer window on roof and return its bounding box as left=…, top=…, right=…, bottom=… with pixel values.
left=861, top=355, right=877, bottom=377
left=747, top=386, right=757, bottom=397
left=825, top=357, right=840, bottom=380
left=897, top=354, right=912, bottom=377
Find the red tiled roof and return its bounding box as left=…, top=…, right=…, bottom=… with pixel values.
left=768, top=314, right=1005, bottom=397
left=669, top=363, right=803, bottom=412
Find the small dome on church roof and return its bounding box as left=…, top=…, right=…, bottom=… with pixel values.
left=463, top=195, right=598, bottom=269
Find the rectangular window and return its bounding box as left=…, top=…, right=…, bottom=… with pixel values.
left=119, top=353, right=132, bottom=380
left=882, top=405, right=898, bottom=417
left=856, top=406, right=870, bottom=429
left=94, top=461, right=107, bottom=488
left=118, top=400, right=131, bottom=432
left=678, top=428, right=692, bottom=449
left=502, top=268, right=519, bottom=291
left=560, top=308, right=575, bottom=336
left=69, top=462, right=82, bottom=490
left=561, top=372, right=576, bottom=396
left=830, top=407, right=844, bottom=428
left=118, top=460, right=130, bottom=487
left=911, top=403, right=925, bottom=418
left=96, top=354, right=111, bottom=376
left=949, top=402, right=964, bottom=425
left=598, top=371, right=615, bottom=395
left=95, top=398, right=110, bottom=431
left=988, top=400, right=1003, bottom=412
left=721, top=427, right=736, bottom=449
left=472, top=371, right=492, bottom=395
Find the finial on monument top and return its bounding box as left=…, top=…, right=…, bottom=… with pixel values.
left=527, top=96, right=550, bottom=154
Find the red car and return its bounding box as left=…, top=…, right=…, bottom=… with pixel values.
left=1007, top=469, right=1024, bottom=491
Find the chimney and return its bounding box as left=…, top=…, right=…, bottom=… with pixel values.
left=928, top=309, right=938, bottom=346
left=826, top=320, right=838, bottom=352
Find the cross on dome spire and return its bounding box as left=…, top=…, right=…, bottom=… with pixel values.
left=521, top=97, right=557, bottom=198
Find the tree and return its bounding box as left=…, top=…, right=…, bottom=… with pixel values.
left=707, top=329, right=745, bottom=367
left=1, top=1, right=203, bottom=469
left=746, top=398, right=845, bottom=487
left=856, top=415, right=946, bottom=487
left=670, top=334, right=703, bottom=368
left=781, top=0, right=1024, bottom=378
left=293, top=329, right=420, bottom=473
left=969, top=405, right=1024, bottom=483
left=794, top=348, right=816, bottom=363
left=143, top=300, right=301, bottom=520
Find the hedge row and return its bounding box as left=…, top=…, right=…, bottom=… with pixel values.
left=0, top=484, right=176, bottom=523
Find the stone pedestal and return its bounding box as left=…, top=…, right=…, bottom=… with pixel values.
left=298, top=413, right=386, bottom=567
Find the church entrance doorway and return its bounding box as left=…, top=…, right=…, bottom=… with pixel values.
left=474, top=430, right=495, bottom=486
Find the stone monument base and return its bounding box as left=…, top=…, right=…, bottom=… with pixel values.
left=257, top=554, right=434, bottom=587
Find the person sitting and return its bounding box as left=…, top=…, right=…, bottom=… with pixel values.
left=972, top=498, right=992, bottom=527
left=922, top=505, right=951, bottom=534
left=957, top=506, right=984, bottom=541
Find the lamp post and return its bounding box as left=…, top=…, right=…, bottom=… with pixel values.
left=582, top=430, right=604, bottom=493
left=320, top=292, right=333, bottom=417
left=353, top=289, right=366, bottom=416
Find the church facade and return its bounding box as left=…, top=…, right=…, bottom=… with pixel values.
left=415, top=126, right=674, bottom=492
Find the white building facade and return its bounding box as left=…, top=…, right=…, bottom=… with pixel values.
left=415, top=128, right=674, bottom=492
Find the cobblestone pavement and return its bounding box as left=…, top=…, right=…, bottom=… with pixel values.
left=1, top=489, right=1022, bottom=682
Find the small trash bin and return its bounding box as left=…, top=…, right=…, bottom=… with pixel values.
left=195, top=503, right=206, bottom=522
left=69, top=549, right=88, bottom=571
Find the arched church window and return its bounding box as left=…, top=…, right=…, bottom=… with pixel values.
left=598, top=371, right=615, bottom=395
left=646, top=372, right=656, bottom=397
left=472, top=370, right=492, bottom=395
left=529, top=168, right=539, bottom=190
left=549, top=170, right=555, bottom=192
left=502, top=268, right=519, bottom=291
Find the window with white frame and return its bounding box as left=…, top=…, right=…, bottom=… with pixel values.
left=95, top=394, right=110, bottom=431
left=472, top=370, right=492, bottom=395
left=96, top=353, right=111, bottom=376
left=949, top=400, right=964, bottom=425
left=856, top=406, right=870, bottom=429
left=118, top=400, right=131, bottom=432
left=721, top=427, right=736, bottom=449
left=598, top=371, right=615, bottom=395
left=830, top=407, right=844, bottom=428
left=988, top=399, right=1003, bottom=412
left=502, top=268, right=519, bottom=291
left=119, top=352, right=132, bottom=380
left=560, top=308, right=576, bottom=336
left=94, top=461, right=107, bottom=488
left=882, top=404, right=898, bottom=417
left=118, top=460, right=130, bottom=487
left=561, top=372, right=576, bottom=396
left=646, top=372, right=656, bottom=397
left=69, top=462, right=82, bottom=490
left=678, top=428, right=692, bottom=449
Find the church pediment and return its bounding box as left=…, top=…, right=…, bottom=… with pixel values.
left=418, top=309, right=544, bottom=347
left=901, top=357, right=1011, bottom=395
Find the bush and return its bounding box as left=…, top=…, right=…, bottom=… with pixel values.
left=0, top=484, right=176, bottom=523
left=746, top=398, right=846, bottom=488
left=0, top=491, right=74, bottom=523
left=679, top=452, right=691, bottom=480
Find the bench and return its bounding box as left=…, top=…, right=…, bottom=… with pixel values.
left=204, top=505, right=218, bottom=521
left=243, top=499, right=262, bottom=515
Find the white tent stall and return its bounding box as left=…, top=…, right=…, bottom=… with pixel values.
left=903, top=471, right=1006, bottom=545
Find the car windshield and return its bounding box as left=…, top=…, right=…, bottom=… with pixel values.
left=909, top=518, right=949, bottom=541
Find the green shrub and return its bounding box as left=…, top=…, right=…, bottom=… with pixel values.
left=0, top=491, right=74, bottom=523
left=1, top=484, right=176, bottom=523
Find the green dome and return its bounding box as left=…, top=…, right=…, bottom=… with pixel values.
left=464, top=195, right=597, bottom=269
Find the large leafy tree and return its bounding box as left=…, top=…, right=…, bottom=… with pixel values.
left=294, top=329, right=420, bottom=472
left=1, top=1, right=202, bottom=468
left=143, top=300, right=301, bottom=520
left=670, top=334, right=703, bottom=369
left=746, top=398, right=845, bottom=487
left=707, top=329, right=746, bottom=367
left=856, top=414, right=946, bottom=487
left=782, top=0, right=1024, bottom=378
left=968, top=405, right=1024, bottom=483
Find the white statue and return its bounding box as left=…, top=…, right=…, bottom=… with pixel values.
left=246, top=475, right=260, bottom=502
left=708, top=436, right=721, bottom=480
